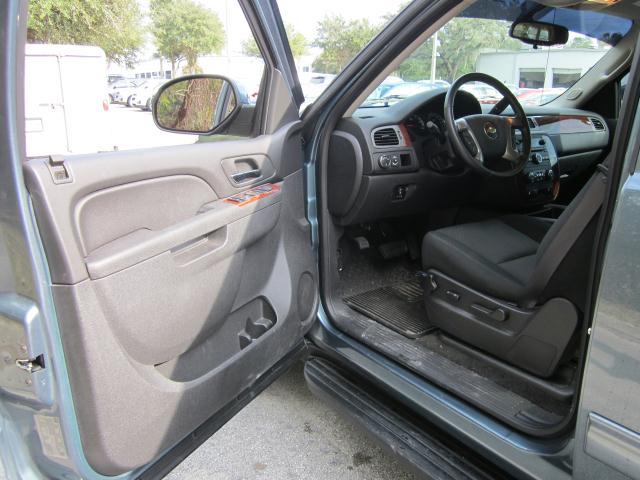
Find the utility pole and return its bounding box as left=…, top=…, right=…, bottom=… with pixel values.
left=431, top=31, right=438, bottom=81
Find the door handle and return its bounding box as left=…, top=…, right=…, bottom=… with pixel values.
left=231, top=169, right=261, bottom=183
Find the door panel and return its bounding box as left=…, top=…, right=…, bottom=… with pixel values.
left=23, top=122, right=318, bottom=475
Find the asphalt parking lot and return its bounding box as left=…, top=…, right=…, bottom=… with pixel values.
left=105, top=103, right=197, bottom=151
left=0, top=362, right=417, bottom=480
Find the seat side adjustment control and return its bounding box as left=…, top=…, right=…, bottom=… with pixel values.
left=471, top=303, right=508, bottom=322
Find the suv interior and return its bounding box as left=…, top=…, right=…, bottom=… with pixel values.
left=317, top=0, right=633, bottom=437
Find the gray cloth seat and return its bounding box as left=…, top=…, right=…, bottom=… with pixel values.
left=420, top=170, right=607, bottom=376
left=423, top=167, right=608, bottom=308
left=422, top=215, right=554, bottom=303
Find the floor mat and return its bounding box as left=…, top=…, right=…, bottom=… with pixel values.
left=343, top=281, right=434, bottom=338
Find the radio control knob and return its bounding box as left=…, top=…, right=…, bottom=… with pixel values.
left=531, top=153, right=543, bottom=164
left=547, top=169, right=554, bottom=179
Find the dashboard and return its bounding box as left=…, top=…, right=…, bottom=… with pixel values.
left=327, top=88, right=610, bottom=225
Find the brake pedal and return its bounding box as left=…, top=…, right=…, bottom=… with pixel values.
left=352, top=236, right=370, bottom=250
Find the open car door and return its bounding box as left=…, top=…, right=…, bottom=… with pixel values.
left=0, top=0, right=317, bottom=478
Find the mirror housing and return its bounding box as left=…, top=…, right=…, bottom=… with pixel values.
left=152, top=74, right=242, bottom=135
left=509, top=21, right=569, bottom=47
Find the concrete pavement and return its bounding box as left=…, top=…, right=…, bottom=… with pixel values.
left=165, top=361, right=417, bottom=479
left=1, top=361, right=417, bottom=480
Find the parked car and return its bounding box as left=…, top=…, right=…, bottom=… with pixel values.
left=418, top=79, right=451, bottom=89
left=298, top=73, right=337, bottom=111
left=130, top=79, right=166, bottom=110
left=518, top=87, right=567, bottom=106
left=107, top=73, right=127, bottom=85
left=460, top=81, right=502, bottom=103
left=381, top=81, right=437, bottom=102
left=108, top=79, right=143, bottom=106
left=3, top=0, right=640, bottom=479
left=366, top=75, right=404, bottom=100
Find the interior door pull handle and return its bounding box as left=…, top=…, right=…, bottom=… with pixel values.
left=231, top=169, right=261, bottom=183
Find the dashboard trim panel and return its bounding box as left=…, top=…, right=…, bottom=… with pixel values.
left=529, top=115, right=607, bottom=135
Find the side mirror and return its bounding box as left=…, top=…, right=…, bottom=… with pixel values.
left=509, top=21, right=569, bottom=47
left=152, top=74, right=241, bottom=135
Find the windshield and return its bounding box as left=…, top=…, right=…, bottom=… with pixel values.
left=362, top=0, right=632, bottom=108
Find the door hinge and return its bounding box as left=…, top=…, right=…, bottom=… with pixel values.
left=47, top=154, right=73, bottom=184
left=0, top=293, right=53, bottom=405
left=15, top=354, right=45, bottom=374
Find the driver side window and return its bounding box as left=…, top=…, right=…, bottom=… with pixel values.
left=25, top=0, right=265, bottom=157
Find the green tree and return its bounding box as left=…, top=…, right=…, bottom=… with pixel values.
left=242, top=24, right=308, bottom=59
left=397, top=19, right=522, bottom=82
left=396, top=38, right=435, bottom=81
left=568, top=36, right=594, bottom=49
left=241, top=38, right=261, bottom=58
left=27, top=0, right=144, bottom=67
left=435, top=19, right=521, bottom=81
left=312, top=16, right=379, bottom=74
left=151, top=0, right=225, bottom=76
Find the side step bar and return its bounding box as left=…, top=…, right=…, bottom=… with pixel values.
left=304, top=357, right=512, bottom=480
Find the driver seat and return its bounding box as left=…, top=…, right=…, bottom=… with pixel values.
left=421, top=168, right=607, bottom=377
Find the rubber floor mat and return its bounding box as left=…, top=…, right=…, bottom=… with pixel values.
left=343, top=281, right=435, bottom=338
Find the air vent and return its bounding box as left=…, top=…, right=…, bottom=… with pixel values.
left=527, top=117, right=537, bottom=129
left=373, top=127, right=400, bottom=146
left=590, top=117, right=605, bottom=131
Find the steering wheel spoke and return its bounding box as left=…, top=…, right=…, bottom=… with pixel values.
left=503, top=126, right=521, bottom=162
left=505, top=115, right=524, bottom=128
left=455, top=118, right=483, bottom=163
left=502, top=116, right=525, bottom=162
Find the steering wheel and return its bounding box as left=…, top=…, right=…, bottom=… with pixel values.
left=444, top=72, right=531, bottom=177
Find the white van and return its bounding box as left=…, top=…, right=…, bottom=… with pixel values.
left=24, top=44, right=111, bottom=156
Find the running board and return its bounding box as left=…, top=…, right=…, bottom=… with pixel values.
left=304, top=358, right=510, bottom=480
left=332, top=310, right=566, bottom=434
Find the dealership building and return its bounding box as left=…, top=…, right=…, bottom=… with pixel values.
left=476, top=47, right=608, bottom=89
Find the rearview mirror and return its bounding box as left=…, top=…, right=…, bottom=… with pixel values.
left=509, top=21, right=569, bottom=47
left=152, top=74, right=241, bottom=135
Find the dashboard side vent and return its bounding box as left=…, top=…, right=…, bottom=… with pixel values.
left=527, top=117, right=537, bottom=129
left=590, top=117, right=605, bottom=131
left=373, top=127, right=400, bottom=146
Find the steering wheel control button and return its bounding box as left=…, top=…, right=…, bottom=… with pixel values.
left=461, top=131, right=478, bottom=156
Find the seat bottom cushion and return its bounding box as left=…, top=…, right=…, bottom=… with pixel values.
left=422, top=215, right=553, bottom=303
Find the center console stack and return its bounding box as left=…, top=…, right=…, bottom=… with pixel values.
left=519, top=134, right=559, bottom=204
